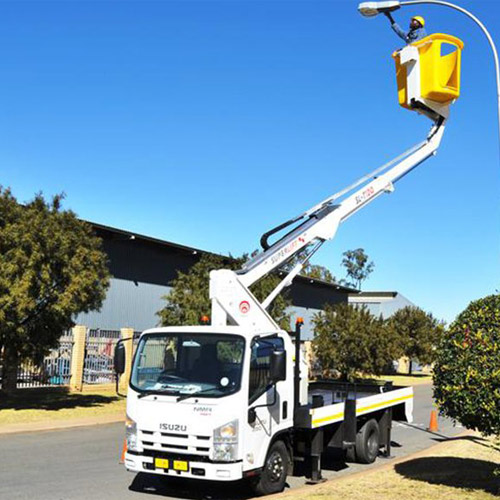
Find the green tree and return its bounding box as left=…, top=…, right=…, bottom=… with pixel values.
left=0, top=188, right=110, bottom=394
left=301, top=264, right=336, bottom=284
left=433, top=295, right=500, bottom=436
left=341, top=248, right=374, bottom=290
left=388, top=306, right=442, bottom=375
left=157, top=253, right=291, bottom=330
left=312, top=303, right=398, bottom=381
left=285, top=246, right=337, bottom=284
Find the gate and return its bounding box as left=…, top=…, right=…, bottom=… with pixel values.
left=83, top=329, right=120, bottom=384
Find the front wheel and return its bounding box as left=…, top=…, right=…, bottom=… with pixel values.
left=251, top=440, right=289, bottom=496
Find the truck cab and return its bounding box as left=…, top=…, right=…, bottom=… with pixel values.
left=122, top=326, right=295, bottom=494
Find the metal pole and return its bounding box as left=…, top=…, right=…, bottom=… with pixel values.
left=400, top=0, right=500, bottom=152
left=294, top=318, right=303, bottom=410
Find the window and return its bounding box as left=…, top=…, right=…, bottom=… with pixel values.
left=248, top=336, right=284, bottom=404
left=131, top=333, right=245, bottom=398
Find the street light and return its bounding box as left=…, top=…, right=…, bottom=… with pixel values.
left=358, top=1, right=401, bottom=17
left=358, top=0, right=500, bottom=150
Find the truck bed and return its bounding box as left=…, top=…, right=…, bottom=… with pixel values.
left=296, top=379, right=413, bottom=429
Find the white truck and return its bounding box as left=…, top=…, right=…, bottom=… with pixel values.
left=114, top=32, right=463, bottom=495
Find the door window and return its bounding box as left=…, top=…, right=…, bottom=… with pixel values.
left=248, top=336, right=284, bottom=404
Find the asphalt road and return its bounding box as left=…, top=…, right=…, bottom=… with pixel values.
left=0, top=384, right=463, bottom=500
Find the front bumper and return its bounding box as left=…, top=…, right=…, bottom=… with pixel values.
left=124, top=452, right=243, bottom=481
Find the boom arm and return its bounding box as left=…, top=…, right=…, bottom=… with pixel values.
left=239, top=118, right=445, bottom=288
left=209, top=118, right=446, bottom=332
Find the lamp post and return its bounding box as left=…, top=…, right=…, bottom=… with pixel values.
left=358, top=1, right=500, bottom=149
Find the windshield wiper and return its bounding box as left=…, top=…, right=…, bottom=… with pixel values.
left=137, top=388, right=181, bottom=399
left=177, top=386, right=227, bottom=402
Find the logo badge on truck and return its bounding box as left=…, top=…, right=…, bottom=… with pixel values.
left=159, top=423, right=187, bottom=432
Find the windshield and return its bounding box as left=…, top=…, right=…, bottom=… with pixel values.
left=131, top=333, right=245, bottom=398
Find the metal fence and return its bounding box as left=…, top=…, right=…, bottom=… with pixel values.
left=83, top=329, right=120, bottom=384
left=0, top=328, right=144, bottom=390
left=0, top=333, right=74, bottom=389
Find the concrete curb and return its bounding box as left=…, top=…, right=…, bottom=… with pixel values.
left=0, top=413, right=125, bottom=436
left=268, top=428, right=476, bottom=499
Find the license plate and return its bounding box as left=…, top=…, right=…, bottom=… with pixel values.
left=154, top=458, right=170, bottom=469
left=173, top=460, right=189, bottom=472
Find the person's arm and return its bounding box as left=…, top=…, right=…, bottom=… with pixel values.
left=391, top=22, right=409, bottom=42
left=384, top=12, right=409, bottom=42
left=384, top=12, right=395, bottom=24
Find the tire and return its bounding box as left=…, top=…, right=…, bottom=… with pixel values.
left=251, top=440, right=289, bottom=496
left=355, top=419, right=380, bottom=464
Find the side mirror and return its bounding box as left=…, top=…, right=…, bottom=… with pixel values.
left=270, top=350, right=286, bottom=383
left=114, top=342, right=126, bottom=375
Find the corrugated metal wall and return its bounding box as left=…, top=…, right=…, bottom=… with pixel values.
left=76, top=278, right=170, bottom=331
left=76, top=224, right=351, bottom=337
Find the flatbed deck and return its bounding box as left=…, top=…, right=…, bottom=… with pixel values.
left=296, top=379, right=413, bottom=429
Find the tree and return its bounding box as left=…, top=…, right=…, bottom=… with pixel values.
left=433, top=295, right=500, bottom=436
left=312, top=303, right=398, bottom=381
left=301, top=264, right=336, bottom=284
left=157, top=253, right=291, bottom=330
left=0, top=188, right=110, bottom=394
left=341, top=248, right=374, bottom=290
left=284, top=246, right=337, bottom=284
left=388, top=306, right=443, bottom=375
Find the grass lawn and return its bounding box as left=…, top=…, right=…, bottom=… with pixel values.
left=284, top=434, right=499, bottom=500
left=0, top=386, right=126, bottom=426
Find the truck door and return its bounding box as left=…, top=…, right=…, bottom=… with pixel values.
left=244, top=336, right=287, bottom=471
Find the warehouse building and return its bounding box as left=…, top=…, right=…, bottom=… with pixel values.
left=75, top=222, right=357, bottom=340
left=348, top=291, right=415, bottom=318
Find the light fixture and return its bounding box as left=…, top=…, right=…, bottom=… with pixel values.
left=358, top=1, right=401, bottom=17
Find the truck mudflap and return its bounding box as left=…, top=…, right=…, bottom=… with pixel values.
left=296, top=385, right=414, bottom=429
left=124, top=452, right=243, bottom=481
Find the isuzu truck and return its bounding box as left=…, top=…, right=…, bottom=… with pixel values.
left=115, top=25, right=463, bottom=496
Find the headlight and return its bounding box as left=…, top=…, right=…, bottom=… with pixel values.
left=213, top=420, right=238, bottom=462
left=125, top=415, right=140, bottom=452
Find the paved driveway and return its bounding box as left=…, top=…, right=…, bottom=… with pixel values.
left=0, top=384, right=463, bottom=500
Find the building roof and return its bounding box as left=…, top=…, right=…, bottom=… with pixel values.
left=349, top=291, right=398, bottom=299
left=87, top=219, right=358, bottom=294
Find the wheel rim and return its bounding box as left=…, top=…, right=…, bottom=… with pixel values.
left=367, top=430, right=378, bottom=457
left=267, top=451, right=284, bottom=483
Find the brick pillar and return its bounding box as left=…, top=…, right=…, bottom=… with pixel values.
left=119, top=328, right=134, bottom=393
left=70, top=325, right=87, bottom=392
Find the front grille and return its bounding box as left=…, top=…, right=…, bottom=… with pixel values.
left=139, top=429, right=212, bottom=457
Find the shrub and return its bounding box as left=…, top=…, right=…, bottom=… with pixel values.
left=433, top=294, right=500, bottom=436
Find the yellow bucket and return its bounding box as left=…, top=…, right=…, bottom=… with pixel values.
left=393, top=33, right=464, bottom=109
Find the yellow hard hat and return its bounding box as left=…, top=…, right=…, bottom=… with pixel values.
left=412, top=16, right=425, bottom=27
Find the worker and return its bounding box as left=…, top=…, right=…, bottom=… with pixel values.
left=384, top=13, right=427, bottom=44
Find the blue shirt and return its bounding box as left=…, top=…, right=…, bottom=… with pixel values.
left=391, top=22, right=427, bottom=44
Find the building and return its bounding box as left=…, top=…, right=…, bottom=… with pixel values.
left=348, top=291, right=415, bottom=319
left=76, top=222, right=357, bottom=340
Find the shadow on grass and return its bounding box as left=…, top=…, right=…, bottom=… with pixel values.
left=395, top=456, right=499, bottom=495
left=0, top=387, right=120, bottom=412
left=129, top=473, right=256, bottom=499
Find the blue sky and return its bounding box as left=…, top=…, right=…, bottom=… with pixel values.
left=1, top=0, right=499, bottom=323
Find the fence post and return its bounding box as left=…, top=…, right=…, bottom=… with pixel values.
left=70, top=325, right=87, bottom=391
left=120, top=328, right=134, bottom=393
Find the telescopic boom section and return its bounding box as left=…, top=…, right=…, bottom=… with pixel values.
left=209, top=118, right=446, bottom=332
left=239, top=118, right=445, bottom=289
left=209, top=32, right=464, bottom=332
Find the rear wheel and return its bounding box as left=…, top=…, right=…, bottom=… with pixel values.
left=355, top=419, right=380, bottom=464
left=251, top=440, right=289, bottom=496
